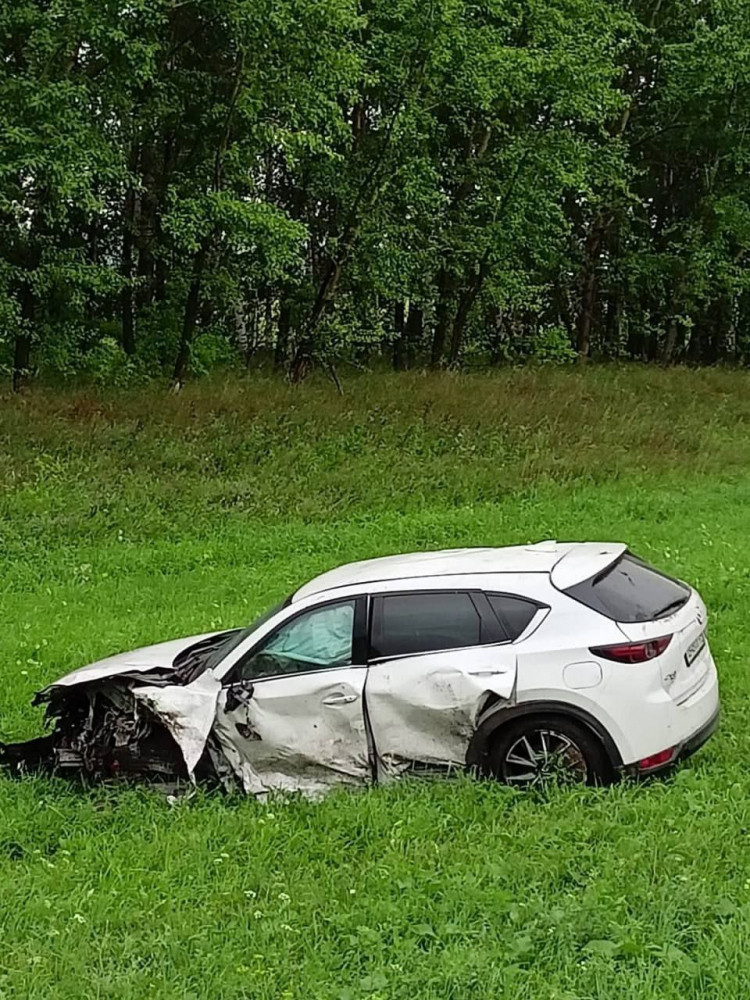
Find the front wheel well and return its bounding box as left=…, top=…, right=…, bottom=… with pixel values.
left=467, top=701, right=622, bottom=776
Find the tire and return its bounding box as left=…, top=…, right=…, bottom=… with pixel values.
left=486, top=714, right=613, bottom=789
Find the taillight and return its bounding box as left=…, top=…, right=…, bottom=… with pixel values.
left=589, top=635, right=672, bottom=663
left=637, top=747, right=676, bottom=771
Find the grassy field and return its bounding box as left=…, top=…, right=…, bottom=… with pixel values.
left=2, top=365, right=750, bottom=998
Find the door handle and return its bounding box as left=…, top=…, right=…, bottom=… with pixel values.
left=322, top=692, right=359, bottom=706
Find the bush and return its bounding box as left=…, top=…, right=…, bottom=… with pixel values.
left=82, top=337, right=150, bottom=387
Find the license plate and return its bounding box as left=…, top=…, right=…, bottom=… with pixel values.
left=685, top=631, right=706, bottom=667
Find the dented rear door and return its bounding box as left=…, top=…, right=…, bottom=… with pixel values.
left=365, top=590, right=517, bottom=777
left=365, top=645, right=517, bottom=777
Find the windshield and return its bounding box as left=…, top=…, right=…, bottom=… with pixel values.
left=202, top=596, right=291, bottom=673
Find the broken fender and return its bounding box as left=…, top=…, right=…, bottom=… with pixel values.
left=131, top=671, right=222, bottom=776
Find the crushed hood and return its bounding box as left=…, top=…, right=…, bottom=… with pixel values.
left=40, top=632, right=223, bottom=695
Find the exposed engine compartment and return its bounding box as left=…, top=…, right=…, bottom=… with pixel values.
left=1, top=682, right=188, bottom=782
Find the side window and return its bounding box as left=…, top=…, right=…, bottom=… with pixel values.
left=371, top=592, right=487, bottom=659
left=487, top=593, right=541, bottom=640
left=231, top=599, right=356, bottom=682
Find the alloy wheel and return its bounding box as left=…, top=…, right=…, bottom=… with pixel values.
left=501, top=728, right=588, bottom=787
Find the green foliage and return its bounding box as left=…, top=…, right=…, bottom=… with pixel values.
left=1, top=0, right=750, bottom=381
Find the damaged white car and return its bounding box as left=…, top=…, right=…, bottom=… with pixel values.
left=0, top=543, right=720, bottom=793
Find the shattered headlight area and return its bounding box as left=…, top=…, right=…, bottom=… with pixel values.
left=0, top=682, right=189, bottom=783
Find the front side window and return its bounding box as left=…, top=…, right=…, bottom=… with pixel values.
left=370, top=592, right=485, bottom=659
left=201, top=597, right=292, bottom=675
left=231, top=599, right=356, bottom=682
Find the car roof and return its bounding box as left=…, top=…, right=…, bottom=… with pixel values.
left=293, top=541, right=626, bottom=602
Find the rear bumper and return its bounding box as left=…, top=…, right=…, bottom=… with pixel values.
left=626, top=703, right=720, bottom=777
left=680, top=703, right=720, bottom=756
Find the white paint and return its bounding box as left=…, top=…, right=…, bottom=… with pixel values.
left=293, top=542, right=589, bottom=603
left=365, top=645, right=516, bottom=775
left=26, top=541, right=721, bottom=791
left=563, top=661, right=603, bottom=690
left=615, top=591, right=710, bottom=705
left=549, top=544, right=626, bottom=591
left=132, top=670, right=222, bottom=775
left=212, top=666, right=371, bottom=795
left=42, top=632, right=222, bottom=691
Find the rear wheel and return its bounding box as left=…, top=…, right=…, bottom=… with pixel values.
left=487, top=715, right=612, bottom=789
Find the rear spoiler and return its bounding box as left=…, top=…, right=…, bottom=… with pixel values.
left=550, top=543, right=627, bottom=591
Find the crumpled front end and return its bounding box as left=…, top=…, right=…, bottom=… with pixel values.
left=0, top=633, right=227, bottom=785
left=0, top=680, right=189, bottom=781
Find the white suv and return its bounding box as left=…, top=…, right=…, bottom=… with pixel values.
left=1, top=542, right=720, bottom=793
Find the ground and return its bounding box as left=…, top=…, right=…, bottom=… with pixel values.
left=1, top=365, right=750, bottom=999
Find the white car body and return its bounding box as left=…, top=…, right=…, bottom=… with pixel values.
left=4, top=541, right=720, bottom=794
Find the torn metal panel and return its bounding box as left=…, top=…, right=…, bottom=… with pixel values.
left=1, top=680, right=188, bottom=780
left=212, top=668, right=372, bottom=795
left=364, top=646, right=517, bottom=778
left=131, top=671, right=221, bottom=776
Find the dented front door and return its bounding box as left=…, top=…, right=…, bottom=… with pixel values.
left=212, top=597, right=371, bottom=795
left=365, top=645, right=517, bottom=778
left=213, top=668, right=370, bottom=795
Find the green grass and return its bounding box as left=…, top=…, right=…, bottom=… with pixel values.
left=2, top=366, right=750, bottom=998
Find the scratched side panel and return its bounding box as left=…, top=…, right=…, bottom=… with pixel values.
left=364, top=646, right=517, bottom=778
left=211, top=668, right=372, bottom=796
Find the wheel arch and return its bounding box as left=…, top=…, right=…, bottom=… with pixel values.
left=466, top=700, right=623, bottom=773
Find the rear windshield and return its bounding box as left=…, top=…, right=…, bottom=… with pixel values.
left=563, top=553, right=690, bottom=623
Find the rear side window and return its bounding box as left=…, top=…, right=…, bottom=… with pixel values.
left=486, top=594, right=541, bottom=640
left=371, top=592, right=488, bottom=659
left=563, top=553, right=690, bottom=623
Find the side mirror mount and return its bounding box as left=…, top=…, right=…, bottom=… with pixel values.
left=225, top=679, right=255, bottom=713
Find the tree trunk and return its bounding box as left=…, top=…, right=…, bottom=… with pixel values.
left=263, top=290, right=273, bottom=346
left=405, top=304, right=423, bottom=368
left=487, top=307, right=505, bottom=365
left=431, top=269, right=454, bottom=367
left=135, top=141, right=158, bottom=312
left=12, top=332, right=31, bottom=393
left=121, top=174, right=137, bottom=356
left=85, top=216, right=100, bottom=321
left=172, top=242, right=208, bottom=386
left=234, top=301, right=249, bottom=361
left=627, top=317, right=646, bottom=360
left=576, top=222, right=604, bottom=360
left=448, top=295, right=469, bottom=366
left=154, top=256, right=168, bottom=302
left=604, top=289, right=621, bottom=357
left=136, top=243, right=154, bottom=313
left=12, top=281, right=35, bottom=393
left=275, top=300, right=292, bottom=370
left=153, top=133, right=175, bottom=304
left=290, top=258, right=344, bottom=381
left=392, top=300, right=406, bottom=371
left=449, top=271, right=484, bottom=366
left=661, top=318, right=678, bottom=364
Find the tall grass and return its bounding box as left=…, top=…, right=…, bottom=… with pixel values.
left=1, top=367, right=750, bottom=998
